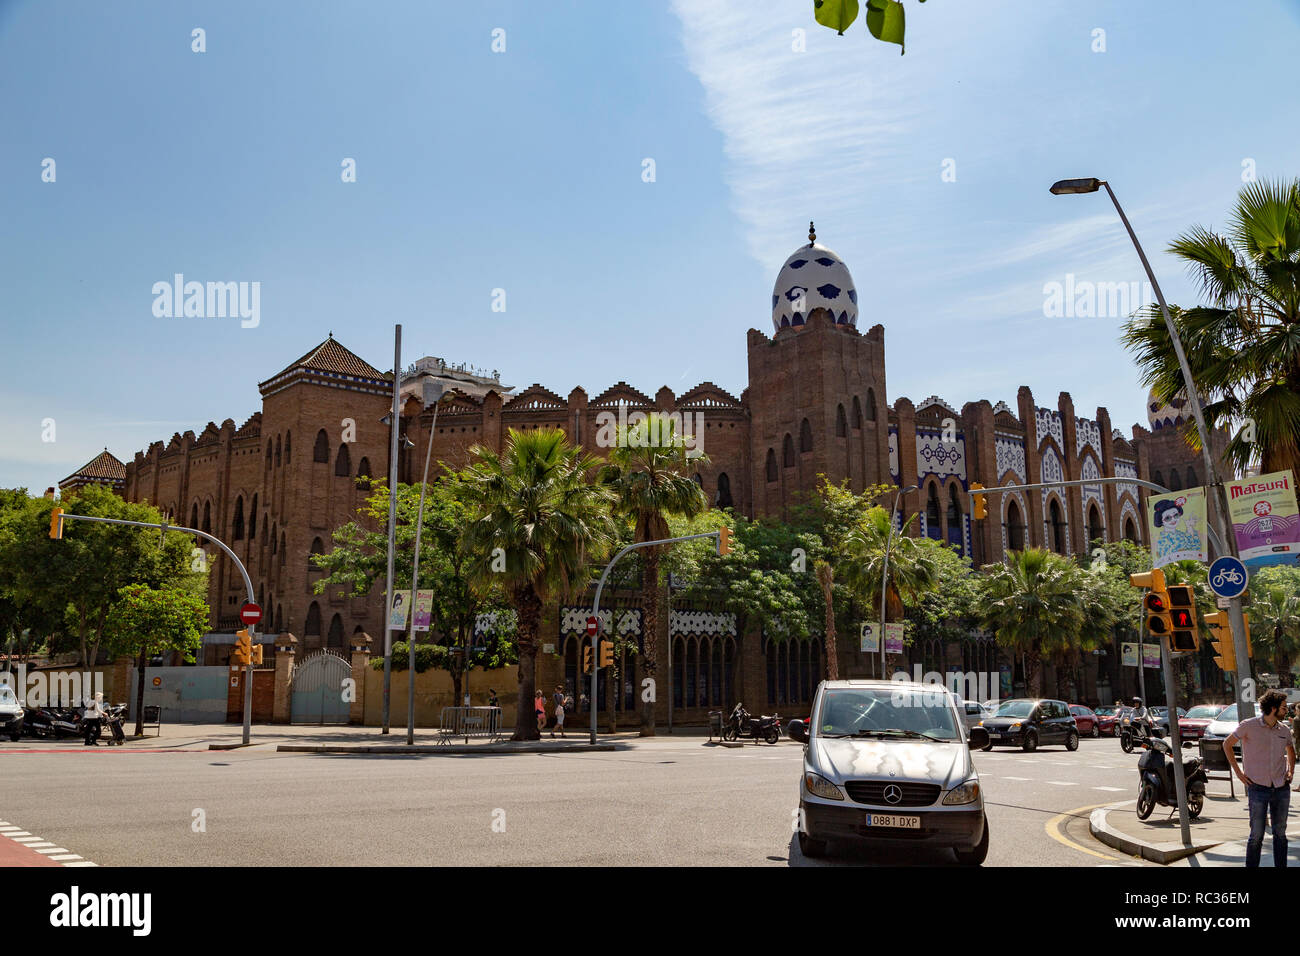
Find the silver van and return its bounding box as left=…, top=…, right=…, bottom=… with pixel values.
left=788, top=679, right=990, bottom=864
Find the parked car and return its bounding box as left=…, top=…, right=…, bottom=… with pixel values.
left=1179, top=704, right=1228, bottom=741
left=788, top=679, right=989, bottom=864
left=1149, top=706, right=1187, bottom=736
left=1094, top=705, right=1122, bottom=736
left=0, top=684, right=22, bottom=741
left=1069, top=704, right=1101, bottom=738
left=979, top=698, right=1079, bottom=752
left=1200, top=704, right=1242, bottom=759
left=958, top=699, right=993, bottom=730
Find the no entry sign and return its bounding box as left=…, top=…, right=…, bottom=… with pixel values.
left=586, top=616, right=598, bottom=638
left=239, top=602, right=263, bottom=626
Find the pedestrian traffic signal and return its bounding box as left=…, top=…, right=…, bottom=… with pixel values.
left=1165, top=584, right=1199, bottom=652
left=1130, top=568, right=1172, bottom=638
left=970, top=483, right=987, bottom=520
left=1205, top=611, right=1235, bottom=672
left=599, top=640, right=613, bottom=668
left=249, top=641, right=263, bottom=666
left=717, top=526, right=732, bottom=556
left=583, top=645, right=593, bottom=674
left=49, top=507, right=63, bottom=540
left=232, top=629, right=252, bottom=666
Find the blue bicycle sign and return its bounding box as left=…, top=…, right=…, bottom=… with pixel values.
left=1208, top=556, right=1249, bottom=599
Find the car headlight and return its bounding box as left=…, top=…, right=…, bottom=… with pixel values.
left=804, top=771, right=846, bottom=801
left=1009, top=722, right=1021, bottom=730
left=976, top=719, right=984, bottom=726
left=943, top=780, right=981, bottom=805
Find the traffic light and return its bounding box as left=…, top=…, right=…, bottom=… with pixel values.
left=1206, top=611, right=1235, bottom=672
left=49, top=507, right=63, bottom=540
left=1129, top=568, right=1172, bottom=639
left=249, top=641, right=263, bottom=666
left=599, top=640, right=614, bottom=668
left=970, top=483, right=987, bottom=520
left=1165, top=584, right=1199, bottom=653
left=717, top=526, right=732, bottom=556
left=232, top=629, right=252, bottom=667
left=583, top=645, right=593, bottom=674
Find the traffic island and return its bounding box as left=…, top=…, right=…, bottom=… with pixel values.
left=1089, top=792, right=1250, bottom=864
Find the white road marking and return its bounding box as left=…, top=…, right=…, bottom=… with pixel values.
left=2, top=821, right=97, bottom=866
left=1046, top=781, right=1078, bottom=786
left=1001, top=776, right=1032, bottom=781
left=1093, top=786, right=1125, bottom=792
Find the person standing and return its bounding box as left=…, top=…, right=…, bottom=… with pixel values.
left=535, top=690, right=546, bottom=734
left=1225, top=689, right=1295, bottom=867
left=82, top=692, right=105, bottom=747
left=552, top=684, right=566, bottom=738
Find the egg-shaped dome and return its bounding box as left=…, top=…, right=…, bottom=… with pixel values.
left=1147, top=388, right=1188, bottom=430
left=772, top=223, right=858, bottom=332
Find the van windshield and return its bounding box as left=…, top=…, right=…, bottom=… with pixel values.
left=0, top=685, right=17, bottom=706
left=815, top=687, right=960, bottom=740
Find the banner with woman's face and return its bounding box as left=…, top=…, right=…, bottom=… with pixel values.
left=1148, top=488, right=1208, bottom=568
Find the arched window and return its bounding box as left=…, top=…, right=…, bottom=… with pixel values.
left=851, top=397, right=863, bottom=429
left=866, top=389, right=878, bottom=422
left=836, top=404, right=847, bottom=437
left=335, top=443, right=351, bottom=477
left=275, top=435, right=282, bottom=467
left=357, top=457, right=372, bottom=490
left=1168, top=468, right=1181, bottom=491
left=273, top=606, right=283, bottom=634
left=766, top=449, right=778, bottom=483
left=327, top=614, right=344, bottom=649
left=1185, top=466, right=1197, bottom=487
left=270, top=524, right=278, bottom=555
left=926, top=484, right=942, bottom=540
left=799, top=419, right=813, bottom=454
left=265, top=440, right=272, bottom=470
left=190, top=503, right=199, bottom=530
left=304, top=602, right=321, bottom=636
left=279, top=532, right=286, bottom=566
left=783, top=434, right=796, bottom=468
left=249, top=494, right=257, bottom=540
left=283, top=431, right=291, bottom=463
left=947, top=484, right=964, bottom=550
left=202, top=501, right=211, bottom=534
left=231, top=496, right=245, bottom=541
left=309, top=536, right=324, bottom=574
left=716, top=473, right=733, bottom=509
left=1124, top=517, right=1138, bottom=543
left=1007, top=499, right=1026, bottom=552
left=1088, top=504, right=1104, bottom=546
left=1153, top=470, right=1164, bottom=489
left=313, top=429, right=329, bottom=463
left=1049, top=498, right=1067, bottom=554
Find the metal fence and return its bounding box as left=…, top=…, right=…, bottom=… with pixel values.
left=437, top=706, right=505, bottom=745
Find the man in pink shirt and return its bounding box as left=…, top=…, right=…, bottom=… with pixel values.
left=1225, top=689, right=1296, bottom=867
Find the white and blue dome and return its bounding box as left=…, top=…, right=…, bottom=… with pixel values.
left=771, top=223, right=858, bottom=332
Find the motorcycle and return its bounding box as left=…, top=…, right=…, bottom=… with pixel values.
left=1136, top=736, right=1207, bottom=820
left=1119, top=714, right=1153, bottom=754
left=21, top=705, right=82, bottom=740
left=723, top=703, right=781, bottom=744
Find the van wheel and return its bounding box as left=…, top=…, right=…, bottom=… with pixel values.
left=798, top=830, right=827, bottom=859
left=1022, top=731, right=1038, bottom=753
left=1065, top=731, right=1079, bottom=751
left=954, top=818, right=989, bottom=866
left=1136, top=782, right=1156, bottom=820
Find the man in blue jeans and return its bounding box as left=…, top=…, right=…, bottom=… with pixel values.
left=1225, top=689, right=1295, bottom=867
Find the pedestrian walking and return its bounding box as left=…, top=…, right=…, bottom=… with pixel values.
left=1225, top=689, right=1295, bottom=867
left=552, top=684, right=566, bottom=738
left=487, top=688, right=499, bottom=709
left=535, top=690, right=546, bottom=734
left=82, top=691, right=105, bottom=747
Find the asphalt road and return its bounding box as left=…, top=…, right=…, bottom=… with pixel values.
left=0, top=735, right=1179, bottom=866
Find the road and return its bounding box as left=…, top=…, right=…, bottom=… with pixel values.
left=0, top=734, right=1170, bottom=866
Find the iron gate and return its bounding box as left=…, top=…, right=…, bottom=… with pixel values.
left=290, top=650, right=353, bottom=725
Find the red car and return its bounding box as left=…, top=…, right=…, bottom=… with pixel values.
left=1094, top=705, right=1124, bottom=736
left=1179, top=704, right=1228, bottom=740
left=1069, top=704, right=1101, bottom=738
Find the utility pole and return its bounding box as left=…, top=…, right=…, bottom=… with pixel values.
left=382, top=324, right=401, bottom=734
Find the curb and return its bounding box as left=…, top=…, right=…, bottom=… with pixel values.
left=1089, top=802, right=1222, bottom=864
left=274, top=743, right=619, bottom=755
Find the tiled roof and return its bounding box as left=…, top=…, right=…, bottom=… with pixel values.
left=267, top=336, right=385, bottom=383
left=62, top=450, right=126, bottom=484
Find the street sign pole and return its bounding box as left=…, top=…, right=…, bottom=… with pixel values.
left=382, top=324, right=401, bottom=734
left=1159, top=640, right=1193, bottom=846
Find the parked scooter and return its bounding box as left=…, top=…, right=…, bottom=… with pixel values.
left=723, top=703, right=781, bottom=744
left=1135, top=736, right=1207, bottom=820
left=21, top=705, right=82, bottom=739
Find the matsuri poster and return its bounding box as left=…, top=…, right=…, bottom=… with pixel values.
left=1227, top=470, right=1300, bottom=570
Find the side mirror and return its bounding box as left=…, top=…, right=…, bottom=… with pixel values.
left=787, top=719, right=808, bottom=744
left=968, top=727, right=990, bottom=750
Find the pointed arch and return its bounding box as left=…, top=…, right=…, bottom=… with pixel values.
left=716, top=472, right=733, bottom=509
left=279, top=531, right=286, bottom=566
left=327, top=614, right=344, bottom=648
left=799, top=418, right=813, bottom=454
left=231, top=495, right=245, bottom=541
left=783, top=434, right=795, bottom=468
left=1088, top=503, right=1104, bottom=546
left=249, top=494, right=258, bottom=540
left=766, top=449, right=778, bottom=482
left=1049, top=498, right=1067, bottom=554
left=335, top=443, right=351, bottom=477
left=1006, top=498, right=1026, bottom=552
left=283, top=431, right=291, bottom=463
left=313, top=429, right=330, bottom=463
left=304, top=602, right=321, bottom=636
left=357, top=456, right=372, bottom=490
left=309, top=536, right=324, bottom=574
left=926, top=483, right=942, bottom=540
left=202, top=501, right=211, bottom=534
left=866, top=388, right=878, bottom=422
left=275, top=435, right=282, bottom=467
left=836, top=404, right=847, bottom=437
left=851, top=396, right=863, bottom=429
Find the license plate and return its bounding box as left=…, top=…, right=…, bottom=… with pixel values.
left=865, top=813, right=920, bottom=829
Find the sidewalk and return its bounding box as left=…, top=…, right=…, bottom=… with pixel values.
left=1091, top=787, right=1300, bottom=865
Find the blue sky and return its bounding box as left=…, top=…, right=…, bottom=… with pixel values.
left=3, top=0, right=1299, bottom=492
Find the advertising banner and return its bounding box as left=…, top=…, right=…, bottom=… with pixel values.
left=1121, top=642, right=1162, bottom=669
left=389, top=590, right=411, bottom=630
left=1226, top=470, right=1300, bottom=570
left=413, top=590, right=434, bottom=632
left=885, top=623, right=905, bottom=655
left=859, top=622, right=878, bottom=653
left=1148, top=487, right=1208, bottom=568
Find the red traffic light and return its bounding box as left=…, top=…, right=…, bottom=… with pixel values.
left=1144, top=593, right=1167, bottom=613
left=1170, top=608, right=1195, bottom=629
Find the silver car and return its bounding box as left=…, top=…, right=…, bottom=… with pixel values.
left=788, top=679, right=990, bottom=864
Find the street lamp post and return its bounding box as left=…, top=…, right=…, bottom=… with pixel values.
left=880, top=485, right=918, bottom=678
left=1050, top=178, right=1252, bottom=716
left=405, top=381, right=447, bottom=745
left=382, top=325, right=402, bottom=734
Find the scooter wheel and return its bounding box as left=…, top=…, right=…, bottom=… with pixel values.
left=1121, top=735, right=1133, bottom=754
left=1187, top=792, right=1204, bottom=819
left=1136, top=782, right=1156, bottom=820
left=765, top=728, right=779, bottom=744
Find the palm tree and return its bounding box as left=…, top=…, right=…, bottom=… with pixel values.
left=1250, top=570, right=1300, bottom=680
left=598, top=413, right=708, bottom=736
left=840, top=508, right=942, bottom=623
left=814, top=560, right=840, bottom=680
left=458, top=428, right=614, bottom=740
left=1122, top=179, right=1300, bottom=496
left=976, top=549, right=1092, bottom=698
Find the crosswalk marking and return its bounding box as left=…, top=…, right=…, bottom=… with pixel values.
left=1046, top=781, right=1077, bottom=786
left=1093, top=786, right=1125, bottom=791
left=1, top=821, right=96, bottom=867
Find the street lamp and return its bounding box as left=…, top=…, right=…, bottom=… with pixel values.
left=880, top=485, right=918, bottom=678
left=406, top=380, right=449, bottom=745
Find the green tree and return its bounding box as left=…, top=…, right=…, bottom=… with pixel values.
left=1122, top=179, right=1300, bottom=501
left=103, top=583, right=208, bottom=735
left=598, top=413, right=708, bottom=736
left=839, top=507, right=943, bottom=625
left=458, top=428, right=615, bottom=740
left=1249, top=566, right=1300, bottom=681
left=812, top=0, right=925, bottom=54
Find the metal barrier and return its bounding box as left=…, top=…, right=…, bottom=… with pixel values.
left=437, top=706, right=505, bottom=745
left=141, top=704, right=162, bottom=737
left=1199, top=737, right=1237, bottom=798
